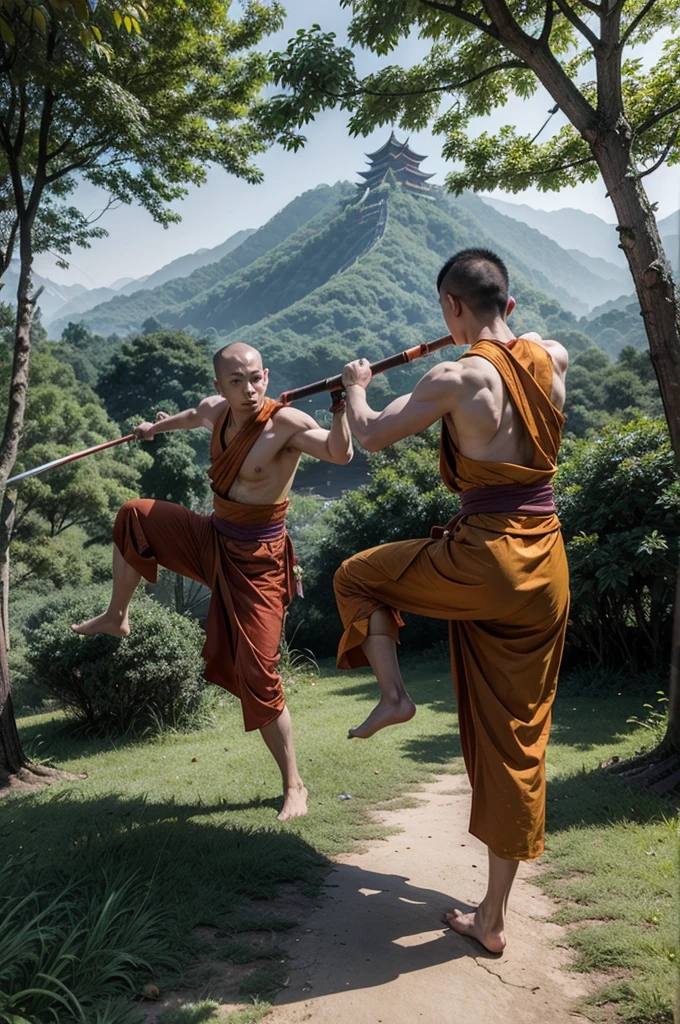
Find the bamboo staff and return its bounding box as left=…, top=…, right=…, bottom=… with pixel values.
left=5, top=434, right=136, bottom=486
left=277, top=334, right=453, bottom=404
left=6, top=334, right=454, bottom=484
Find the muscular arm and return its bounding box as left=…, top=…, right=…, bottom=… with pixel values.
left=279, top=406, right=353, bottom=465
left=344, top=362, right=463, bottom=452
left=134, top=396, right=223, bottom=439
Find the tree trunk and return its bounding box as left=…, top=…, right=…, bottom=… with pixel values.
left=593, top=126, right=680, bottom=762
left=0, top=544, right=9, bottom=651
left=0, top=225, right=36, bottom=780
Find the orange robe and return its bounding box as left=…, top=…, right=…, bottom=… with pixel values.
left=334, top=339, right=570, bottom=860
left=114, top=397, right=297, bottom=732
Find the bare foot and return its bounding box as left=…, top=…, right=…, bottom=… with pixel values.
left=348, top=695, right=416, bottom=739
left=444, top=906, right=506, bottom=954
left=71, top=613, right=130, bottom=638
left=277, top=784, right=308, bottom=822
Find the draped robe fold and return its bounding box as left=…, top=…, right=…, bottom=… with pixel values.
left=113, top=397, right=297, bottom=732
left=333, top=339, right=570, bottom=859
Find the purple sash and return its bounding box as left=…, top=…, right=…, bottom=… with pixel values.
left=430, top=481, right=556, bottom=539
left=211, top=513, right=286, bottom=542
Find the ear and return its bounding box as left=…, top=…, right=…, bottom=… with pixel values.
left=445, top=292, right=462, bottom=318
left=262, top=367, right=269, bottom=389
left=214, top=377, right=223, bottom=397
left=506, top=295, right=516, bottom=317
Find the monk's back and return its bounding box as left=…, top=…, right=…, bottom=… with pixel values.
left=444, top=338, right=566, bottom=467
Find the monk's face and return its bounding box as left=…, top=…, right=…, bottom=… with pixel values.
left=214, top=349, right=269, bottom=411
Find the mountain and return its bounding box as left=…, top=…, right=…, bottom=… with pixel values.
left=480, top=197, right=626, bottom=266
left=116, top=228, right=256, bottom=296
left=0, top=265, right=89, bottom=323
left=119, top=180, right=598, bottom=401
left=456, top=192, right=627, bottom=310
left=481, top=196, right=680, bottom=274
left=48, top=183, right=351, bottom=339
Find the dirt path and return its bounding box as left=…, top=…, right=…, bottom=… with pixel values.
left=267, top=775, right=594, bottom=1024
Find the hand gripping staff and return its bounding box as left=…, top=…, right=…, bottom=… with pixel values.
left=5, top=333, right=454, bottom=484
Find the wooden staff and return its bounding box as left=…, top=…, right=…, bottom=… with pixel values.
left=277, top=334, right=453, bottom=405
left=6, top=434, right=136, bottom=486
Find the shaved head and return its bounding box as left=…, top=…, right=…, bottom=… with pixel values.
left=437, top=248, right=509, bottom=318
left=213, top=342, right=263, bottom=376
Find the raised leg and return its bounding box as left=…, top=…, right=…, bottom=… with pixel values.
left=445, top=849, right=519, bottom=953
left=259, top=705, right=308, bottom=821
left=72, top=545, right=141, bottom=637
left=348, top=607, right=416, bottom=739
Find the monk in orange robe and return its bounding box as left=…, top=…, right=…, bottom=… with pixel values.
left=335, top=248, right=569, bottom=950
left=73, top=342, right=352, bottom=820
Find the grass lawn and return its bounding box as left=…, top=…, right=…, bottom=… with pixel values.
left=1, top=657, right=677, bottom=1024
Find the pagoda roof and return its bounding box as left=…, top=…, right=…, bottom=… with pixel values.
left=365, top=130, right=429, bottom=165
left=358, top=164, right=435, bottom=183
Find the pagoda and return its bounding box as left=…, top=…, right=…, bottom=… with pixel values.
left=357, top=131, right=434, bottom=195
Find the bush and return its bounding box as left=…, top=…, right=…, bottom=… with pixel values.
left=555, top=417, right=679, bottom=670
left=25, top=592, right=210, bottom=735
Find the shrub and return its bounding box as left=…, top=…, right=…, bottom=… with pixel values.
left=25, top=592, right=209, bottom=734
left=555, top=417, right=679, bottom=670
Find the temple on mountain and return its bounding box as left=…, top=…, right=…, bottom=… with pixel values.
left=357, top=131, right=434, bottom=196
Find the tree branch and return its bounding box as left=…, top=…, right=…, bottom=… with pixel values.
left=638, top=130, right=678, bottom=180
left=620, top=0, right=660, bottom=47
left=539, top=0, right=555, bottom=45
left=418, top=0, right=499, bottom=39
left=635, top=100, right=680, bottom=137
left=481, top=0, right=598, bottom=131
left=553, top=0, right=600, bottom=48
left=328, top=58, right=528, bottom=102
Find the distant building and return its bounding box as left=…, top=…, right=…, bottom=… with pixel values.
left=357, top=131, right=434, bottom=196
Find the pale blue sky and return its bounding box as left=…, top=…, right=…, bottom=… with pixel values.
left=35, top=0, right=680, bottom=289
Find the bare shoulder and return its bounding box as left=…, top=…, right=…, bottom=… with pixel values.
left=520, top=333, right=569, bottom=374
left=275, top=405, right=317, bottom=432
left=197, top=395, right=227, bottom=429
left=415, top=359, right=466, bottom=395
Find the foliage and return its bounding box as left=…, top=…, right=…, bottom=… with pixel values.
left=0, top=341, right=147, bottom=588
left=626, top=691, right=670, bottom=747
left=25, top=592, right=209, bottom=734
left=555, top=417, right=679, bottom=670
left=262, top=4, right=679, bottom=197
left=96, top=329, right=215, bottom=506
left=97, top=331, right=213, bottom=424
left=0, top=856, right=173, bottom=1024
left=0, top=0, right=287, bottom=281
left=564, top=345, right=663, bottom=437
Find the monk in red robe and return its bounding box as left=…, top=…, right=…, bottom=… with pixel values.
left=335, top=248, right=569, bottom=950
left=73, top=342, right=352, bottom=821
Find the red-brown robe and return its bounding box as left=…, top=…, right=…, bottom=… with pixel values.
left=334, top=339, right=570, bottom=859
left=114, top=397, right=297, bottom=731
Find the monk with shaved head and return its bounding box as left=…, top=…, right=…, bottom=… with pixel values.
left=74, top=340, right=353, bottom=820
left=335, top=248, right=570, bottom=949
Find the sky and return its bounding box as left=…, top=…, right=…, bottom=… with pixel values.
left=34, top=0, right=680, bottom=290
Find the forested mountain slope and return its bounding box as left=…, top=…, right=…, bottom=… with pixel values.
left=212, top=184, right=598, bottom=401
left=49, top=183, right=353, bottom=338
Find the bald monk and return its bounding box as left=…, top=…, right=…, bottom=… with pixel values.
left=334, top=247, right=569, bottom=950
left=74, top=342, right=353, bottom=821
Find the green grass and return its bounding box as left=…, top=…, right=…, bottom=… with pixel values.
left=1, top=660, right=677, bottom=1024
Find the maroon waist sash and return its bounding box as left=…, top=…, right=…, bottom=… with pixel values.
left=211, top=513, right=286, bottom=542
left=430, top=481, right=556, bottom=539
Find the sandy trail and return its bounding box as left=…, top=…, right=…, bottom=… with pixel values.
left=267, top=775, right=593, bottom=1024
